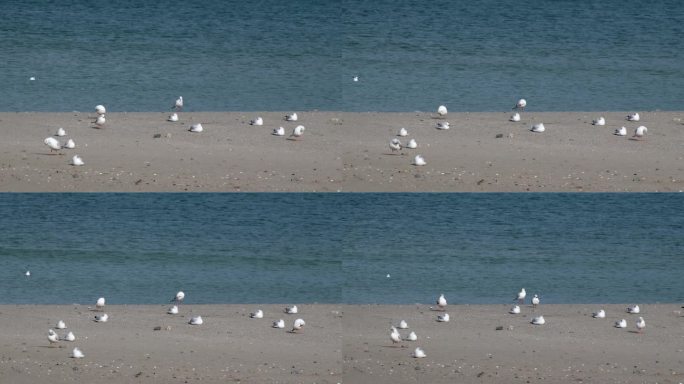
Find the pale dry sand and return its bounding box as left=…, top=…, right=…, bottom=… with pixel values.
left=1, top=304, right=682, bottom=383
left=1, top=111, right=683, bottom=192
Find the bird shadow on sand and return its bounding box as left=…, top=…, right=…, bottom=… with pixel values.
left=34, top=152, right=64, bottom=156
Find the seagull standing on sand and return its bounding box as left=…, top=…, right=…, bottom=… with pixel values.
left=592, top=309, right=606, bottom=318
left=437, top=313, right=450, bottom=322
left=290, top=125, right=305, bottom=139
left=398, top=127, right=408, bottom=137
left=532, top=294, right=540, bottom=308
left=531, top=123, right=545, bottom=133
left=291, top=318, right=305, bottom=332
left=273, top=127, right=285, bottom=136
left=412, top=347, right=426, bottom=358
left=633, top=126, right=647, bottom=139
left=56, top=127, right=66, bottom=137
left=173, top=96, right=183, bottom=111
left=168, top=113, right=179, bottom=122
left=250, top=117, right=264, bottom=126
left=172, top=291, right=185, bottom=305
left=413, top=155, right=426, bottom=166
left=64, top=139, right=76, bottom=149
left=285, top=305, right=298, bottom=314
left=436, top=121, right=450, bottom=130
left=614, top=127, right=627, bottom=136
left=48, top=329, right=59, bottom=345
left=390, top=326, right=402, bottom=345
left=44, top=137, right=61, bottom=153
left=437, top=105, right=448, bottom=117
left=627, top=304, right=640, bottom=314
left=636, top=317, right=645, bottom=333
left=94, top=313, right=108, bottom=322
left=95, top=105, right=106, bottom=115
left=71, top=347, right=84, bottom=358
left=189, top=315, right=203, bottom=325
left=436, top=293, right=447, bottom=311
left=513, top=99, right=527, bottom=111
left=96, top=297, right=105, bottom=311
left=615, top=319, right=627, bottom=328
left=510, top=112, right=521, bottom=122
left=531, top=315, right=545, bottom=325
left=406, top=139, right=417, bottom=149
left=273, top=319, right=285, bottom=328
left=71, top=155, right=84, bottom=166
left=516, top=288, right=526, bottom=304
left=189, top=123, right=203, bottom=132
left=250, top=309, right=264, bottom=319
left=510, top=305, right=521, bottom=314
left=627, top=112, right=640, bottom=122
left=285, top=113, right=298, bottom=122
left=94, top=115, right=106, bottom=128
left=592, top=117, right=606, bottom=126
left=389, top=138, right=402, bottom=152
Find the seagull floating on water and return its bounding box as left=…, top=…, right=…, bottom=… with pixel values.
left=71, top=347, right=84, bottom=358
left=44, top=137, right=61, bottom=153
left=250, top=309, right=264, bottom=319
left=291, top=318, right=305, bottom=332
left=510, top=113, right=521, bottom=122
left=63, top=331, right=75, bottom=342
left=513, top=99, right=527, bottom=111
left=168, top=305, right=179, bottom=315
left=633, top=126, right=647, bottom=139
left=353, top=76, right=359, bottom=82
left=273, top=127, right=285, bottom=136
left=516, top=288, right=526, bottom=304
left=285, top=305, right=298, bottom=314
left=636, top=317, right=645, bottom=333
left=290, top=125, right=305, bottom=139
left=437, top=105, right=448, bottom=117
left=627, top=304, right=640, bottom=314
left=406, top=139, right=417, bottom=149
left=530, top=123, right=545, bottom=133
left=64, top=139, right=75, bottom=149
left=592, top=309, right=606, bottom=318
left=614, top=319, right=627, bottom=328
left=614, top=127, right=627, bottom=136
left=48, top=329, right=59, bottom=345
left=412, top=347, right=426, bottom=358
left=189, top=123, right=203, bottom=132
left=437, top=313, right=450, bottom=322
left=389, top=138, right=402, bottom=152
left=627, top=112, right=640, bottom=122
left=531, top=315, right=545, bottom=325
left=94, top=313, right=108, bottom=322
left=285, top=113, right=298, bottom=122
left=173, top=96, right=183, bottom=111
left=56, top=320, right=66, bottom=329
left=510, top=305, right=521, bottom=314
left=273, top=319, right=285, bottom=328
left=532, top=294, right=540, bottom=307
left=25, top=270, right=31, bottom=277
left=96, top=297, right=105, bottom=311
left=405, top=331, right=417, bottom=341
left=189, top=315, right=203, bottom=325
left=56, top=127, right=66, bottom=137
left=168, top=113, right=179, bottom=122
left=250, top=117, right=264, bottom=126
left=71, top=155, right=84, bottom=166
left=95, top=105, right=106, bottom=115
left=398, top=127, right=408, bottom=137
left=592, top=117, right=606, bottom=126
left=398, top=320, right=408, bottom=329
left=436, top=121, right=450, bottom=130
left=413, top=155, right=426, bottom=166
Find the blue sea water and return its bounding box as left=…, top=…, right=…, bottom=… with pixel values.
left=1, top=0, right=682, bottom=112
left=1, top=193, right=682, bottom=305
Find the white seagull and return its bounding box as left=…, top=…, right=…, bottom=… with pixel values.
left=592, top=309, right=606, bottom=318
left=531, top=123, right=545, bottom=133
left=509, top=305, right=521, bottom=314
left=510, top=112, right=521, bottom=122
left=250, top=309, right=264, bottom=319
left=532, top=294, right=540, bottom=307
left=413, top=155, right=426, bottom=166
left=168, top=113, right=179, bottom=122
left=285, top=113, right=298, bottom=122
left=614, top=127, right=627, bottom=136
left=189, top=123, right=203, bottom=132
left=516, top=288, right=527, bottom=304
left=25, top=270, right=31, bottom=277
left=592, top=117, right=606, bottom=126
left=285, top=305, right=298, bottom=314
left=398, top=320, right=408, bottom=329
left=614, top=319, right=627, bottom=328
left=63, top=331, right=76, bottom=342
left=353, top=76, right=359, bottom=82
left=56, top=320, right=66, bottom=329
left=513, top=99, right=527, bottom=111
left=636, top=317, right=645, bottom=333
left=44, top=137, right=61, bottom=153
left=406, top=138, right=417, bottom=149
left=436, top=121, right=450, bottom=130
left=290, top=125, right=305, bottom=139
left=390, top=326, right=402, bottom=345
left=71, top=155, right=84, bottom=166
left=633, top=126, right=647, bottom=139
left=272, top=127, right=285, bottom=136
left=436, top=293, right=447, bottom=310
left=398, top=127, right=408, bottom=137
left=71, top=347, right=84, bottom=358
left=96, top=297, right=105, bottom=311
left=94, top=313, right=108, bottom=322
left=627, top=304, right=640, bottom=314
left=167, top=305, right=179, bottom=315
left=48, top=329, right=59, bottom=345
left=405, top=331, right=418, bottom=341
left=437, top=313, right=450, bottom=322
left=56, top=127, right=66, bottom=137
left=437, top=105, right=448, bottom=116
left=412, top=347, right=426, bottom=358
left=94, top=115, right=106, bottom=128
left=189, top=315, right=203, bottom=325
left=531, top=315, right=546, bottom=325
left=172, top=291, right=185, bottom=305
left=291, top=318, right=305, bottom=332
left=389, top=138, right=402, bottom=152
left=273, top=319, right=285, bottom=328
left=173, top=96, right=183, bottom=111
left=250, top=117, right=264, bottom=126
left=64, top=139, right=76, bottom=149
left=95, top=105, right=106, bottom=115
left=627, top=112, right=640, bottom=122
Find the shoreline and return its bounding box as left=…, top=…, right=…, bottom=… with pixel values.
left=1, top=111, right=682, bottom=192
left=1, top=303, right=681, bottom=383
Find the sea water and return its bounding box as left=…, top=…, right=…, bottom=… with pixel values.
left=1, top=193, right=682, bottom=304
left=1, top=0, right=682, bottom=112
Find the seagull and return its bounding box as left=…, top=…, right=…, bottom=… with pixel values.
left=94, top=313, right=108, bottom=322
left=96, top=297, right=105, bottom=311
left=189, top=123, right=203, bottom=132
left=93, top=115, right=106, bottom=128
left=390, top=326, right=402, bottom=345
left=272, top=127, right=285, bottom=136
left=405, top=331, right=417, bottom=341
left=592, top=309, right=606, bottom=318
left=168, top=113, right=179, bottom=122
left=627, top=112, right=640, bottom=122
left=56, top=320, right=66, bottom=329
left=290, top=125, right=305, bottom=139
left=532, top=294, right=540, bottom=307
left=510, top=113, right=521, bottom=122
left=614, top=127, right=627, bottom=136
left=531, top=315, right=545, bottom=325
left=436, top=121, right=450, bottom=130
left=291, top=318, right=305, bottom=332
left=389, top=138, right=402, bottom=152
left=592, top=117, right=606, bottom=126
left=250, top=309, right=264, bottom=319
left=71, top=347, right=84, bottom=358
left=95, top=105, right=106, bottom=115
left=437, top=313, right=450, bottom=322
left=56, top=127, right=66, bottom=137
left=636, top=317, right=645, bottom=333
left=413, top=155, right=426, bottom=166
left=44, top=137, right=61, bottom=153
left=633, top=126, right=647, bottom=139
left=63, top=139, right=76, bottom=149
left=285, top=113, right=298, bottom=122
left=530, top=123, right=545, bottom=133
left=398, top=127, right=408, bottom=137
left=63, top=331, right=76, bottom=342
left=250, top=117, right=264, bottom=126
left=436, top=293, right=447, bottom=310
left=172, top=291, right=185, bottom=305
left=398, top=320, right=408, bottom=329
left=627, top=304, right=640, bottom=314
left=173, top=96, right=183, bottom=111
left=48, top=329, right=59, bottom=345
left=513, top=99, right=527, bottom=111
left=29, top=76, right=36, bottom=81
left=189, top=315, right=203, bottom=325
left=412, top=347, right=426, bottom=358
left=353, top=76, right=359, bottom=82
left=406, top=139, right=417, bottom=149
left=516, top=288, right=526, bottom=304
left=509, top=305, right=521, bottom=314
left=285, top=305, right=298, bottom=314
left=71, top=155, right=84, bottom=166
left=437, top=105, right=448, bottom=117
left=614, top=319, right=627, bottom=328
left=25, top=270, right=31, bottom=277
left=167, top=305, right=179, bottom=315
left=273, top=319, right=285, bottom=328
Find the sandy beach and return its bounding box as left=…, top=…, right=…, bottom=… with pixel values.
left=0, top=303, right=682, bottom=383
left=1, top=111, right=682, bottom=192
